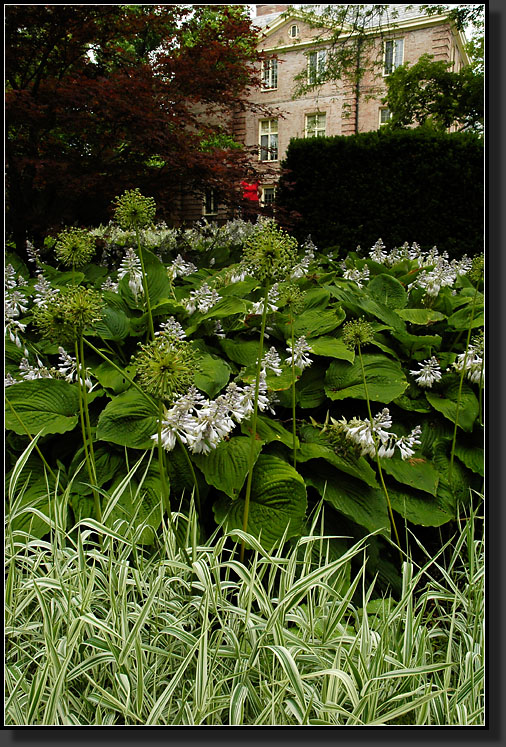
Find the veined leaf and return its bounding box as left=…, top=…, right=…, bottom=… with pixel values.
left=397, top=308, right=447, bottom=325
left=242, top=414, right=298, bottom=449
left=94, top=361, right=137, bottom=394
left=425, top=381, right=479, bottom=432
left=213, top=455, right=307, bottom=548
left=219, top=337, right=266, bottom=367
left=368, top=273, right=408, bottom=309
left=96, top=389, right=158, bottom=449
left=309, top=336, right=355, bottom=362
left=297, top=443, right=378, bottom=488
left=192, top=436, right=262, bottom=499
left=306, top=466, right=390, bottom=536
left=454, top=442, right=484, bottom=476
left=325, top=354, right=408, bottom=403
left=379, top=455, right=439, bottom=496
left=92, top=306, right=130, bottom=341
left=5, top=379, right=80, bottom=436
left=388, top=487, right=454, bottom=527
left=194, top=352, right=231, bottom=398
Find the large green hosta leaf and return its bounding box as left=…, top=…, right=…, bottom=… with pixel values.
left=213, top=455, right=307, bottom=548
left=296, top=441, right=378, bottom=488
left=219, top=338, right=266, bottom=367
left=96, top=389, right=158, bottom=449
left=309, top=336, right=355, bottom=362
left=324, top=354, right=408, bottom=403
left=278, top=308, right=345, bottom=340
left=5, top=379, right=80, bottom=436
left=425, top=380, right=479, bottom=432
left=388, top=487, right=454, bottom=527
left=305, top=465, right=390, bottom=536
left=94, top=361, right=137, bottom=394
left=192, top=436, right=262, bottom=499
left=379, top=455, right=439, bottom=496
left=368, top=273, right=408, bottom=309
left=241, top=414, right=298, bottom=449
left=194, top=352, right=231, bottom=398
left=396, top=308, right=447, bottom=325
left=92, top=306, right=130, bottom=341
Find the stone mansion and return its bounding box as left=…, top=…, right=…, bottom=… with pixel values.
left=178, top=3, right=469, bottom=222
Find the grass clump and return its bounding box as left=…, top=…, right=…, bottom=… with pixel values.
left=5, top=465, right=484, bottom=726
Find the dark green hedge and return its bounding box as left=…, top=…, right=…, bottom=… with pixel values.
left=276, top=128, right=483, bottom=257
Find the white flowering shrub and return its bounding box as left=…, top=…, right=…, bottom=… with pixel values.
left=5, top=217, right=483, bottom=585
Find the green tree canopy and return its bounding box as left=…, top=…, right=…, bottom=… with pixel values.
left=382, top=53, right=483, bottom=132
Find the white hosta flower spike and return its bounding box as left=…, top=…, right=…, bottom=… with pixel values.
left=285, top=335, right=313, bottom=371
left=410, top=356, right=442, bottom=388
left=262, top=347, right=282, bottom=376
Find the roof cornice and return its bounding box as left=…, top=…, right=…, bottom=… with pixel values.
left=257, top=10, right=471, bottom=66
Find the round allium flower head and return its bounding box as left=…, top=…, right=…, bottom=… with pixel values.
left=113, top=188, right=156, bottom=230
left=55, top=228, right=96, bottom=268
left=32, top=286, right=104, bottom=345
left=242, top=220, right=298, bottom=283
left=342, top=318, right=375, bottom=350
left=279, top=282, right=306, bottom=314
left=134, top=336, right=200, bottom=403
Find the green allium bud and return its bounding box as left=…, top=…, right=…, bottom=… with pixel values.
left=342, top=318, right=375, bottom=350
left=469, top=254, right=484, bottom=286
left=113, top=188, right=156, bottom=230
left=134, top=336, right=200, bottom=403
left=55, top=228, right=96, bottom=268
left=325, top=422, right=362, bottom=459
left=242, top=220, right=298, bottom=283
left=32, top=286, right=104, bottom=345
left=279, top=282, right=306, bottom=314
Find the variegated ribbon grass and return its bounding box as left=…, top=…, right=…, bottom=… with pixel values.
left=5, top=480, right=483, bottom=726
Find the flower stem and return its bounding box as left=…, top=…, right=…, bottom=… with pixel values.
left=157, top=404, right=191, bottom=565
left=175, top=433, right=202, bottom=522
left=449, top=285, right=479, bottom=480
left=357, top=343, right=402, bottom=557
left=240, top=284, right=270, bottom=563
left=76, top=338, right=101, bottom=521
left=290, top=313, right=297, bottom=470
left=135, top=226, right=155, bottom=341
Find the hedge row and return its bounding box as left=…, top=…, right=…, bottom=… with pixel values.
left=276, top=128, right=483, bottom=257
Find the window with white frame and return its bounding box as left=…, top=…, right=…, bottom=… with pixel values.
left=308, top=49, right=326, bottom=85
left=379, top=108, right=392, bottom=127
left=289, top=24, right=299, bottom=39
left=262, top=57, right=278, bottom=90
left=260, top=185, right=276, bottom=207
left=305, top=112, right=326, bottom=138
left=259, top=119, right=278, bottom=162
left=383, top=39, right=404, bottom=75
left=203, top=188, right=218, bottom=216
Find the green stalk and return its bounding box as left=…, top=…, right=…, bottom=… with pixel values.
left=83, top=338, right=156, bottom=407
left=76, top=338, right=101, bottom=521
left=135, top=226, right=155, bottom=341
left=290, top=312, right=297, bottom=470
left=449, top=285, right=479, bottom=479
left=240, top=284, right=270, bottom=563
left=175, top=433, right=202, bottom=521
left=157, top=404, right=191, bottom=566
left=357, top=343, right=402, bottom=556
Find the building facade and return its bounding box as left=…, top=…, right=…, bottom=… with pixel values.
left=178, top=3, right=469, bottom=222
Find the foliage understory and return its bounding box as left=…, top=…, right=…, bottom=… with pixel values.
left=5, top=449, right=484, bottom=726
left=5, top=200, right=484, bottom=726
